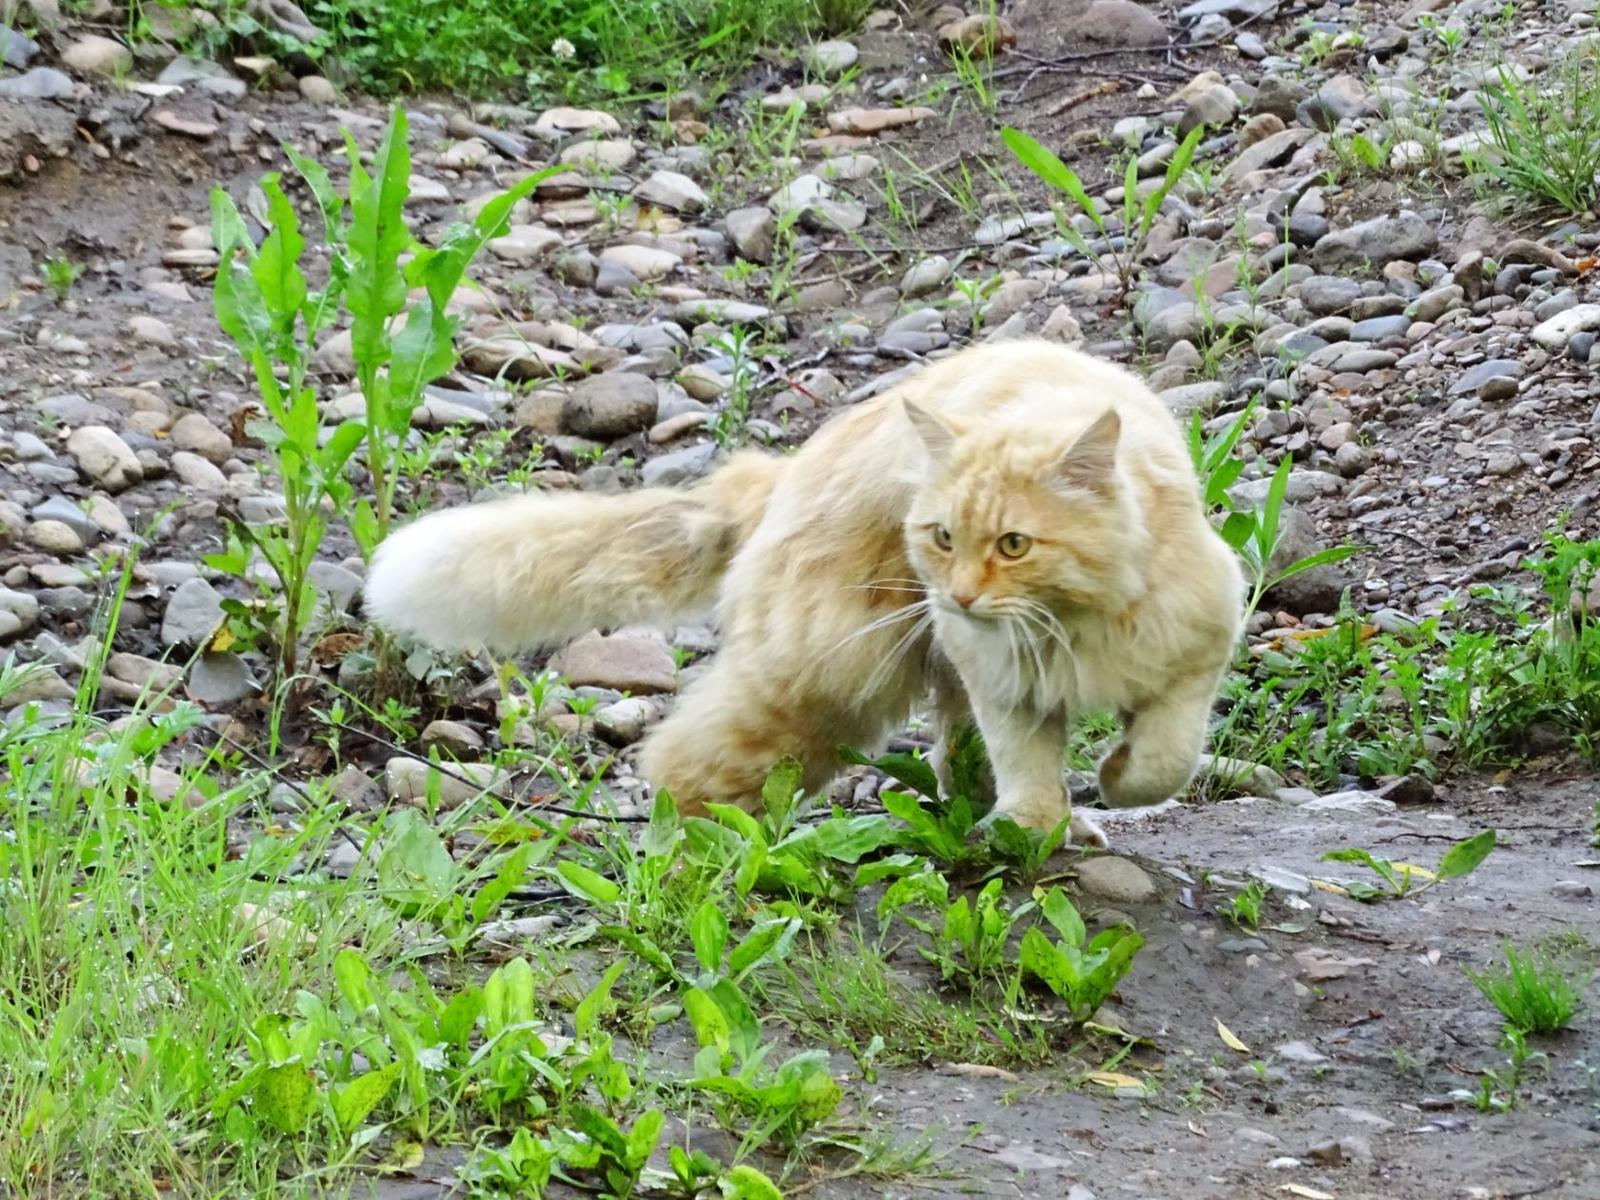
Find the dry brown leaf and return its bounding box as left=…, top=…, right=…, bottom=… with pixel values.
left=1280, top=1186, right=1335, bottom=1200
left=1086, top=1070, right=1142, bottom=1089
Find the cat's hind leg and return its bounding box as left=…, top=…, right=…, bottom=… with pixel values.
left=1097, top=673, right=1218, bottom=808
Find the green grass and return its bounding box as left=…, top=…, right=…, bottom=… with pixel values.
left=153, top=0, right=872, bottom=101
left=1468, top=942, right=1589, bottom=1035
left=1473, top=54, right=1600, bottom=214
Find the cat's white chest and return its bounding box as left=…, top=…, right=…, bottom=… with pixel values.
left=934, top=613, right=1132, bottom=713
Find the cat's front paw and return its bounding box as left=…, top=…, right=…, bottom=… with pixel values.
left=993, top=789, right=1069, bottom=832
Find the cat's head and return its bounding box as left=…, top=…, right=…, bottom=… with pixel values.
left=902, top=399, right=1141, bottom=619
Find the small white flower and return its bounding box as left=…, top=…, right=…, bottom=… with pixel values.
left=551, top=37, right=576, bottom=60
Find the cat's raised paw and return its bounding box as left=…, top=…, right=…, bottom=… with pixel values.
left=1069, top=809, right=1109, bottom=849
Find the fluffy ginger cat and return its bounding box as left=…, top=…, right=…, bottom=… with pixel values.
left=365, top=340, right=1243, bottom=844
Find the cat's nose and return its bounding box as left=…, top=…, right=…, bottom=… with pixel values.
left=952, top=592, right=977, bottom=609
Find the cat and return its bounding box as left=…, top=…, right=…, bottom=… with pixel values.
left=364, top=340, right=1244, bottom=844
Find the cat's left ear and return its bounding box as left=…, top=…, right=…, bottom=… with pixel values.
left=1052, top=408, right=1121, bottom=492
left=904, top=399, right=959, bottom=465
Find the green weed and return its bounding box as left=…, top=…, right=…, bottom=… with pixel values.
left=1468, top=941, right=1589, bottom=1035
left=1002, top=123, right=1204, bottom=299
left=39, top=253, right=81, bottom=303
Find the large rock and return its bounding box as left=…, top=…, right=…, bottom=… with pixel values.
left=1531, top=303, right=1600, bottom=351
left=60, top=34, right=130, bottom=76
left=1070, top=0, right=1165, bottom=44
left=66, top=426, right=142, bottom=492
left=1312, top=215, right=1438, bottom=271
left=560, top=372, right=658, bottom=440
left=548, top=631, right=678, bottom=694
left=725, top=207, right=776, bottom=263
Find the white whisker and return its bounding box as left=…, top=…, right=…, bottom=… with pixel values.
left=864, top=612, right=932, bottom=697
left=834, top=598, right=930, bottom=649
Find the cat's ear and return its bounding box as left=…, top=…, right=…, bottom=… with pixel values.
left=903, top=399, right=958, bottom=464
left=1053, top=408, right=1121, bottom=492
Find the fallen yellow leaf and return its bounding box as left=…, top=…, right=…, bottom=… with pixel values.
left=1085, top=1070, right=1142, bottom=1089
left=1215, top=1017, right=1251, bottom=1054
left=1392, top=862, right=1437, bottom=881
left=1310, top=879, right=1349, bottom=896
left=1280, top=1186, right=1334, bottom=1200
left=208, top=623, right=236, bottom=653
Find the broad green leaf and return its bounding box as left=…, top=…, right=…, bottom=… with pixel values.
left=625, top=1108, right=666, bottom=1169
left=853, top=852, right=925, bottom=887
left=576, top=960, right=627, bottom=1040
left=690, top=900, right=729, bottom=976
left=597, top=925, right=677, bottom=976
left=840, top=747, right=940, bottom=799
left=728, top=917, right=799, bottom=978
left=1435, top=828, right=1496, bottom=880
left=555, top=859, right=622, bottom=906
left=332, top=1064, right=398, bottom=1134
left=470, top=843, right=535, bottom=926
left=761, top=756, right=805, bottom=825
left=253, top=1062, right=316, bottom=1134
left=437, top=988, right=483, bottom=1048
left=705, top=801, right=763, bottom=842
left=720, top=1164, right=784, bottom=1200
left=332, top=948, right=374, bottom=1011
left=1002, top=126, right=1101, bottom=226
left=806, top=814, right=894, bottom=863
left=1040, top=886, right=1087, bottom=948
left=344, top=106, right=412, bottom=329
left=683, top=986, right=730, bottom=1054
left=376, top=809, right=457, bottom=913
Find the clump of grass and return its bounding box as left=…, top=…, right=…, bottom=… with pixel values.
left=40, top=254, right=81, bottom=303
left=1474, top=56, right=1600, bottom=214
left=1467, top=941, right=1589, bottom=1035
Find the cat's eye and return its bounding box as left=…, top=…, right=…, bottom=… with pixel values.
left=932, top=525, right=953, bottom=551
left=996, top=532, right=1033, bottom=559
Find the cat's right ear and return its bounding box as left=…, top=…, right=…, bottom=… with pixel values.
left=904, top=400, right=957, bottom=464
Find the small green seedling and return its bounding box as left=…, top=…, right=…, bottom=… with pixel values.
left=1002, top=123, right=1204, bottom=299
left=1467, top=940, right=1588, bottom=1035
left=41, top=254, right=82, bottom=303
left=1229, top=880, right=1268, bottom=930
left=1320, top=828, right=1496, bottom=902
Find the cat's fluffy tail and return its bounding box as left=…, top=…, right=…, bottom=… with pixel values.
left=363, top=450, right=784, bottom=652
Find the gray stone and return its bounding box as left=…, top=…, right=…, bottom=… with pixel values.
left=0, top=65, right=73, bottom=98
left=1261, top=505, right=1354, bottom=612
left=1, top=24, right=39, bottom=68
left=161, top=577, right=225, bottom=647
left=1406, top=284, right=1464, bottom=323
left=28, top=520, right=83, bottom=555
left=561, top=372, right=659, bottom=440
left=1299, top=275, right=1364, bottom=315
left=66, top=426, right=142, bottom=492
left=724, top=207, right=775, bottom=263
left=901, top=255, right=953, bottom=298
left=1531, top=303, right=1600, bottom=351
left=633, top=170, right=708, bottom=212
left=187, top=651, right=258, bottom=705
left=1074, top=855, right=1158, bottom=904
left=594, top=696, right=659, bottom=745
left=1349, top=315, right=1411, bottom=341
left=1250, top=76, right=1310, bottom=123
left=1449, top=358, right=1524, bottom=396
left=1160, top=381, right=1230, bottom=416
left=420, top=719, right=485, bottom=755
left=1296, top=75, right=1371, bottom=130
left=1313, top=214, right=1438, bottom=271
left=0, top=588, right=40, bottom=640
left=1071, top=0, right=1166, bottom=45
left=30, top=496, right=98, bottom=543
left=61, top=34, right=131, bottom=76
left=805, top=39, right=858, bottom=76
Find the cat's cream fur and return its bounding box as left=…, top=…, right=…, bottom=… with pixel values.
left=365, top=341, right=1243, bottom=842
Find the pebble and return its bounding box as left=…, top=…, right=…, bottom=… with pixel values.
left=61, top=34, right=131, bottom=76
left=187, top=652, right=258, bottom=705
left=0, top=588, right=40, bottom=639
